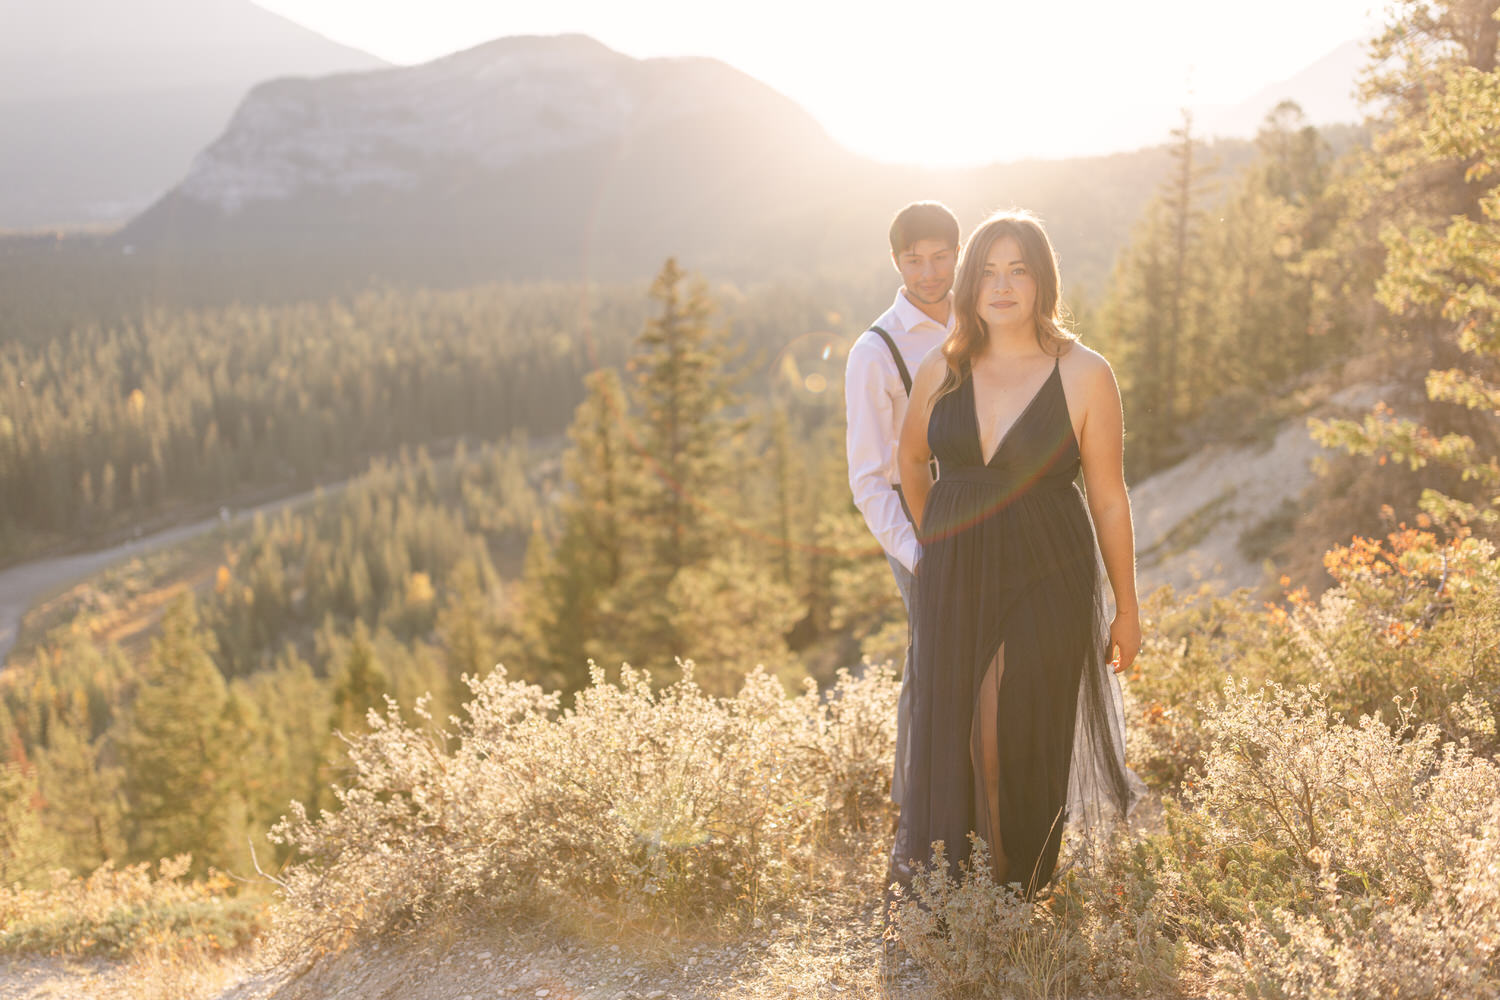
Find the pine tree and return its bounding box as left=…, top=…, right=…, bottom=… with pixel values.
left=663, top=546, right=803, bottom=696
left=119, top=595, right=231, bottom=868
left=608, top=260, right=752, bottom=676
left=1102, top=199, right=1175, bottom=471
left=212, top=688, right=262, bottom=872
left=36, top=690, right=123, bottom=871
left=1256, top=100, right=1330, bottom=205
left=330, top=620, right=390, bottom=737
left=1362, top=0, right=1500, bottom=222
left=436, top=558, right=502, bottom=695
left=1307, top=0, right=1500, bottom=366
left=1312, top=53, right=1500, bottom=531
left=1194, top=103, right=1335, bottom=404
left=0, top=758, right=48, bottom=884
left=247, top=649, right=329, bottom=831
left=514, top=367, right=637, bottom=692
left=768, top=408, right=797, bottom=589
left=1162, top=111, right=1219, bottom=427
left=627, top=259, right=741, bottom=577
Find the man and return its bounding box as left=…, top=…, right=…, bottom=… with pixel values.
left=844, top=201, right=959, bottom=808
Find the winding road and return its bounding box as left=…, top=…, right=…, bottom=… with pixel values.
left=0, top=483, right=343, bottom=668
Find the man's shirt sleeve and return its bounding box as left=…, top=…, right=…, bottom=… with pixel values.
left=845, top=337, right=920, bottom=573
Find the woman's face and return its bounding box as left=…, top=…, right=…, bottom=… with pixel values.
left=975, top=234, right=1037, bottom=332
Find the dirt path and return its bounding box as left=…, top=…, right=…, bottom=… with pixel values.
left=0, top=911, right=932, bottom=1000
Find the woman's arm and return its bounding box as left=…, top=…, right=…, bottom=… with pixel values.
left=1075, top=352, right=1140, bottom=674
left=896, top=351, right=949, bottom=543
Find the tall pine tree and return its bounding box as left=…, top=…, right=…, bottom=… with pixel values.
left=515, top=366, right=638, bottom=692
left=599, top=260, right=753, bottom=675
left=119, top=595, right=234, bottom=869
left=627, top=259, right=741, bottom=576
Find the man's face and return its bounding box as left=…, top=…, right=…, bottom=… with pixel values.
left=893, top=238, right=957, bottom=306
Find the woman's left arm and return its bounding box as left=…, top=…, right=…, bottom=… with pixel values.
left=1076, top=354, right=1140, bottom=674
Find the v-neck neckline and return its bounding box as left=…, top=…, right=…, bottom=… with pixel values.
left=971, top=361, right=1058, bottom=466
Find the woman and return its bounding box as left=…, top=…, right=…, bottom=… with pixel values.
left=890, top=210, right=1141, bottom=898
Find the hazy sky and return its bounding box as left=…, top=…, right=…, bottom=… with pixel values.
left=251, top=0, right=1388, bottom=166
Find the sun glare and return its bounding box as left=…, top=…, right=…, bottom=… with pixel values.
left=252, top=0, right=1385, bottom=167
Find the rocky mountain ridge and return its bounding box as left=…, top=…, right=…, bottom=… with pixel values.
left=175, top=35, right=821, bottom=215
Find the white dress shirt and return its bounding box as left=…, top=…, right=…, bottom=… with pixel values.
left=845, top=289, right=954, bottom=573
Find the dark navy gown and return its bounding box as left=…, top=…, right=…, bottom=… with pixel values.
left=890, top=356, right=1138, bottom=896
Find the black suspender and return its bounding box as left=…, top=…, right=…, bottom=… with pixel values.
left=868, top=325, right=912, bottom=396
left=868, top=324, right=933, bottom=510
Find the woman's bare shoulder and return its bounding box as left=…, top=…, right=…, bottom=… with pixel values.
left=1059, top=341, right=1117, bottom=383
left=1057, top=339, right=1110, bottom=370
left=1057, top=342, right=1120, bottom=415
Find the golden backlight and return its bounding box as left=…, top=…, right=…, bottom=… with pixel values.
left=252, top=0, right=1383, bottom=166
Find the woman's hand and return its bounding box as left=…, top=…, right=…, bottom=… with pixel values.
left=1108, top=610, right=1141, bottom=675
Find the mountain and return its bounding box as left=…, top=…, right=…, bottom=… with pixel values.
left=118, top=34, right=1268, bottom=295
left=121, top=34, right=863, bottom=281
left=1197, top=37, right=1370, bottom=139
left=0, top=0, right=387, bottom=230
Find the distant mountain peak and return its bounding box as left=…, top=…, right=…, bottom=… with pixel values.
left=1197, top=36, right=1372, bottom=138
left=443, top=32, right=620, bottom=59
left=159, top=33, right=828, bottom=216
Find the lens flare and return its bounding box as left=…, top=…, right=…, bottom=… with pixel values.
left=770, top=331, right=847, bottom=408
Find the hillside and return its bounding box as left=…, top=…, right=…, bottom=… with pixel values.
left=1133, top=381, right=1391, bottom=596
left=0, top=0, right=386, bottom=230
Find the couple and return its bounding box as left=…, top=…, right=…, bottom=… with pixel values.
left=845, top=202, right=1141, bottom=901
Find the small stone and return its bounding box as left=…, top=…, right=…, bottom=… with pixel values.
left=686, top=957, right=697, bottom=967
left=536, top=990, right=551, bottom=998
left=646, top=992, right=667, bottom=999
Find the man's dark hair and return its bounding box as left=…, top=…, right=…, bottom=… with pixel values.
left=889, top=201, right=960, bottom=255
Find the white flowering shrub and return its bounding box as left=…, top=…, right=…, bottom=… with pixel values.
left=267, top=661, right=898, bottom=954
left=1187, top=682, right=1500, bottom=998
left=1193, top=683, right=1498, bottom=898
left=1215, top=820, right=1500, bottom=1000
left=892, top=833, right=1181, bottom=999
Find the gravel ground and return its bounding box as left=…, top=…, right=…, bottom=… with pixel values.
left=0, top=906, right=933, bottom=1000
left=234, top=904, right=933, bottom=1000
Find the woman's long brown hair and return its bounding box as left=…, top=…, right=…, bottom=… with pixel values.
left=935, top=210, right=1077, bottom=404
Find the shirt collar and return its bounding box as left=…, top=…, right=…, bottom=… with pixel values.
left=893, top=287, right=956, bottom=335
